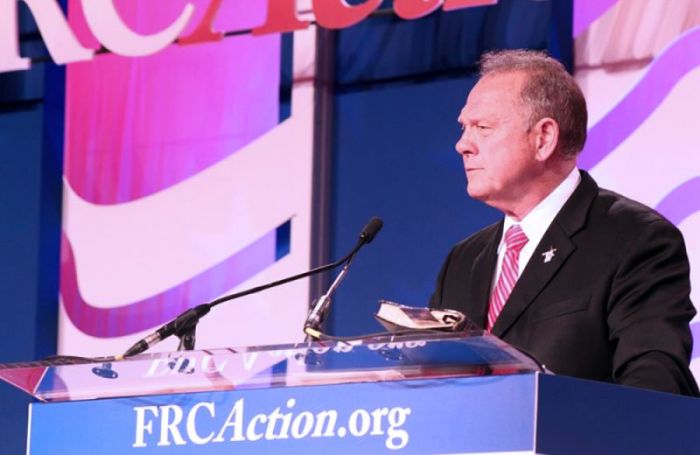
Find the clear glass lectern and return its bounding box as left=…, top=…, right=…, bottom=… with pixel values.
left=0, top=331, right=541, bottom=402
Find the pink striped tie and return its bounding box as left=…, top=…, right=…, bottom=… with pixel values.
left=487, top=224, right=529, bottom=332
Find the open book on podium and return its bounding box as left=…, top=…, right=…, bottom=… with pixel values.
left=3, top=331, right=699, bottom=454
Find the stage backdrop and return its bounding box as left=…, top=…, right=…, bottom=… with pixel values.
left=574, top=0, right=700, bottom=378
left=58, top=1, right=318, bottom=356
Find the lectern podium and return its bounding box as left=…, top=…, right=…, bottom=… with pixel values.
left=1, top=332, right=698, bottom=454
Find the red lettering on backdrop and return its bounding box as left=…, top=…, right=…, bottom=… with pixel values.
left=394, top=0, right=442, bottom=20
left=313, top=0, right=382, bottom=29
left=0, top=0, right=502, bottom=73
left=179, top=0, right=225, bottom=45
left=443, top=0, right=498, bottom=12
left=251, top=0, right=309, bottom=36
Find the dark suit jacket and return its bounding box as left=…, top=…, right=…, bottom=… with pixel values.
left=430, top=171, right=699, bottom=396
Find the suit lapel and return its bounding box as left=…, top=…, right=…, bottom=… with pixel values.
left=491, top=171, right=598, bottom=337
left=491, top=224, right=575, bottom=336
left=468, top=223, right=502, bottom=328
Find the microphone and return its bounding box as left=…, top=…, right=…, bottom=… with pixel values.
left=123, top=304, right=211, bottom=357
left=304, top=217, right=383, bottom=338
left=359, top=216, right=383, bottom=245
left=122, top=216, right=383, bottom=357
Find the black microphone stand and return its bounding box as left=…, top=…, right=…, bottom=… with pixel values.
left=122, top=252, right=356, bottom=358
left=121, top=217, right=383, bottom=358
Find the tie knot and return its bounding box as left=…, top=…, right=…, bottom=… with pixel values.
left=505, top=224, right=528, bottom=252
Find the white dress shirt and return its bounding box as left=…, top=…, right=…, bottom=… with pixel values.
left=491, top=167, right=582, bottom=292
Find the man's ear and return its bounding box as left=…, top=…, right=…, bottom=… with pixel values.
left=532, top=117, right=560, bottom=162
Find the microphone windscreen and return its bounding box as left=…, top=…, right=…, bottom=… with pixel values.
left=360, top=217, right=383, bottom=244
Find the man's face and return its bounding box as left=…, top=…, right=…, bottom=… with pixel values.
left=456, top=72, right=541, bottom=213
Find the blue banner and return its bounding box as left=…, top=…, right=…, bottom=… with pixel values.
left=29, top=374, right=537, bottom=454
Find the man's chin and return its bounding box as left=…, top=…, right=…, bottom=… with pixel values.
left=466, top=185, right=486, bottom=201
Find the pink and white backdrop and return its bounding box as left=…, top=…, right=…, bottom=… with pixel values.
left=575, top=0, right=700, bottom=378
left=58, top=1, right=318, bottom=356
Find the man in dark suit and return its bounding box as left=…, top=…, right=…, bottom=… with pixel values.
left=430, top=49, right=698, bottom=396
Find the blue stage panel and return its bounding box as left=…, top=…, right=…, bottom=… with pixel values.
left=28, top=375, right=537, bottom=454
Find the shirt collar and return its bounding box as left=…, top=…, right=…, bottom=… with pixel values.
left=500, top=167, right=581, bottom=250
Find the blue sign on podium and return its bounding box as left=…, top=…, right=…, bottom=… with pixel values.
left=2, top=333, right=698, bottom=453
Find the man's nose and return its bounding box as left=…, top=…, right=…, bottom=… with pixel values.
left=455, top=131, right=476, bottom=156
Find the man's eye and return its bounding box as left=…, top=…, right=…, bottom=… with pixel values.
left=477, top=124, right=489, bottom=130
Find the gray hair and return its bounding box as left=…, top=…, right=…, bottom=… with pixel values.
left=479, top=49, right=588, bottom=158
